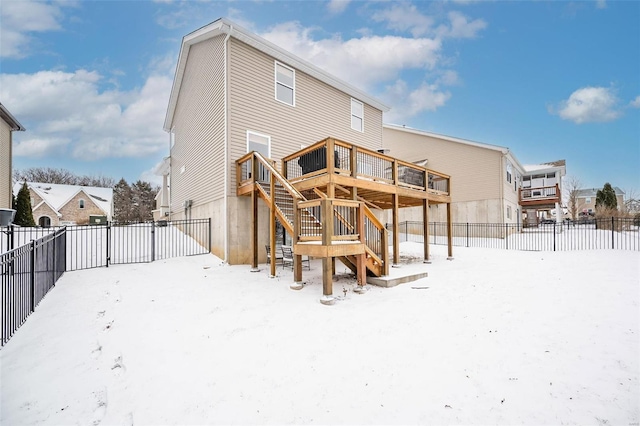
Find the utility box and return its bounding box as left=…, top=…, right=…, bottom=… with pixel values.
left=89, top=215, right=107, bottom=225
left=0, top=209, right=16, bottom=226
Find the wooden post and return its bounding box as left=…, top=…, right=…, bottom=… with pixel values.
left=251, top=157, right=259, bottom=272
left=269, top=172, right=276, bottom=277
left=357, top=204, right=366, bottom=286
left=350, top=146, right=358, bottom=178
left=326, top=138, right=336, bottom=199
left=251, top=184, right=259, bottom=271
left=447, top=202, right=454, bottom=260
left=423, top=199, right=430, bottom=263
left=392, top=193, right=399, bottom=266
left=290, top=199, right=303, bottom=290
left=381, top=225, right=389, bottom=276
left=320, top=198, right=335, bottom=304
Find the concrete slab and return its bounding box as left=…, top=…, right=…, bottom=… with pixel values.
left=367, top=271, right=428, bottom=288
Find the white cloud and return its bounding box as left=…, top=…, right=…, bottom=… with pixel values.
left=260, top=21, right=442, bottom=92
left=0, top=0, right=71, bottom=58
left=553, top=86, right=621, bottom=124
left=139, top=162, right=165, bottom=187
left=596, top=0, right=607, bottom=9
left=438, top=11, right=487, bottom=39
left=327, top=0, right=351, bottom=15
left=371, top=3, right=435, bottom=37
left=372, top=4, right=486, bottom=39
left=382, top=80, right=451, bottom=123
left=630, top=95, right=640, bottom=108
left=0, top=69, right=173, bottom=161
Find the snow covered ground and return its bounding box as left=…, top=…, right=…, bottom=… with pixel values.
left=1, top=243, right=638, bottom=425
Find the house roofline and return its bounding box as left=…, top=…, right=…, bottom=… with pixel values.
left=27, top=186, right=63, bottom=218
left=0, top=103, right=26, bottom=131
left=57, top=187, right=111, bottom=217
left=164, top=18, right=390, bottom=131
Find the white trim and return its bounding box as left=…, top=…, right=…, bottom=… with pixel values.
left=246, top=130, right=271, bottom=157
left=37, top=215, right=52, bottom=227
left=351, top=98, right=364, bottom=132
left=223, top=25, right=232, bottom=263
left=274, top=61, right=295, bottom=107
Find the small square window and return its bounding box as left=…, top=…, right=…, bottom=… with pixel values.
left=351, top=99, right=364, bottom=132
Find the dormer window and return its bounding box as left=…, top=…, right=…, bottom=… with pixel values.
left=275, top=62, right=295, bottom=106
left=79, top=199, right=85, bottom=209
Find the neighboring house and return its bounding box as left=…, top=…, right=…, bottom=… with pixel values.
left=575, top=187, right=625, bottom=216
left=382, top=124, right=566, bottom=225
left=162, top=18, right=391, bottom=264
left=13, top=182, right=113, bottom=227
left=0, top=103, right=25, bottom=210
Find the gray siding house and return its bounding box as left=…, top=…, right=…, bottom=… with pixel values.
left=163, top=18, right=389, bottom=264
left=0, top=103, right=25, bottom=211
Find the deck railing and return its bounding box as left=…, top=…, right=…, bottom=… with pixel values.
left=520, top=184, right=560, bottom=203
left=282, top=137, right=450, bottom=196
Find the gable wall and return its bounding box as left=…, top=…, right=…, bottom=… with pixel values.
left=170, top=35, right=227, bottom=214
left=0, top=120, right=11, bottom=209
left=227, top=38, right=384, bottom=191
left=58, top=191, right=104, bottom=225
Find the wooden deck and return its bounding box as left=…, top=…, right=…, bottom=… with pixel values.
left=236, top=137, right=453, bottom=304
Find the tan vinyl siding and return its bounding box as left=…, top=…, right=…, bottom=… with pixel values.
left=383, top=127, right=502, bottom=203
left=170, top=35, right=226, bottom=213
left=227, top=38, right=383, bottom=191
left=0, top=120, right=12, bottom=209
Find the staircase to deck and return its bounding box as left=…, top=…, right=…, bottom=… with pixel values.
left=237, top=151, right=387, bottom=278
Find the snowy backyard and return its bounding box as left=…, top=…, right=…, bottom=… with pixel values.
left=1, top=243, right=638, bottom=425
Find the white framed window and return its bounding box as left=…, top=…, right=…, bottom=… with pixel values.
left=506, top=161, right=512, bottom=184
left=79, top=199, right=85, bottom=209
left=247, top=131, right=271, bottom=157
left=247, top=131, right=271, bottom=181
left=507, top=206, right=511, bottom=219
left=275, top=62, right=295, bottom=106
left=351, top=98, right=364, bottom=132
left=585, top=197, right=591, bottom=204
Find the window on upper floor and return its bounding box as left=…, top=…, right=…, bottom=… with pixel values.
left=351, top=98, right=364, bottom=132
left=506, top=161, right=512, bottom=184
left=79, top=199, right=85, bottom=209
left=275, top=62, right=295, bottom=106
left=585, top=197, right=591, bottom=204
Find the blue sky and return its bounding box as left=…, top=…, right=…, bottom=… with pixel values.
left=1, top=0, right=638, bottom=195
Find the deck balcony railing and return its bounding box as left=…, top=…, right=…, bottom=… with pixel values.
left=282, top=138, right=450, bottom=196
left=519, top=184, right=560, bottom=205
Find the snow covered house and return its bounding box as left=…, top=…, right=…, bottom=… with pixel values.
left=382, top=124, right=566, bottom=226
left=161, top=18, right=454, bottom=301
left=13, top=182, right=113, bottom=227
left=1, top=103, right=25, bottom=210
left=574, top=186, right=625, bottom=216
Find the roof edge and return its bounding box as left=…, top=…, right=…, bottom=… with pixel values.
left=0, top=103, right=26, bottom=131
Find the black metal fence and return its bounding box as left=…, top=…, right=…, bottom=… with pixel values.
left=387, top=217, right=640, bottom=252
left=1, top=228, right=66, bottom=346
left=1, top=219, right=211, bottom=271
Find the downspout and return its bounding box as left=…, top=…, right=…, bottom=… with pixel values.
left=223, top=23, right=233, bottom=263
left=169, top=127, right=174, bottom=220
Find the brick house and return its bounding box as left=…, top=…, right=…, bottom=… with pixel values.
left=13, top=182, right=113, bottom=227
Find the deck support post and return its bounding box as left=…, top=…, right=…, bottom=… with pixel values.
left=292, top=199, right=303, bottom=287
left=423, top=199, right=430, bottom=263
left=320, top=198, right=335, bottom=304
left=269, top=172, right=277, bottom=277
left=392, top=193, right=400, bottom=266
left=251, top=183, right=259, bottom=272
left=447, top=202, right=454, bottom=260
left=356, top=205, right=366, bottom=287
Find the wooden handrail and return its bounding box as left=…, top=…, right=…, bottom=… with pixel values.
left=253, top=152, right=304, bottom=201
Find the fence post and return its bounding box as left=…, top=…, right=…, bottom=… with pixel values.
left=106, top=222, right=110, bottom=268
left=611, top=216, right=615, bottom=250
left=505, top=224, right=509, bottom=250
left=208, top=218, right=212, bottom=253
left=30, top=240, right=36, bottom=313
left=9, top=224, right=14, bottom=250
left=151, top=221, right=156, bottom=262
left=466, top=223, right=469, bottom=248
left=553, top=222, right=556, bottom=252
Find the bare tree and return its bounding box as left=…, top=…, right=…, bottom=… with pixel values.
left=623, top=187, right=639, bottom=213
left=564, top=175, right=582, bottom=220
left=13, top=167, right=115, bottom=188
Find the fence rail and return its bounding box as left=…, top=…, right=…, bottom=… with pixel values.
left=1, top=219, right=211, bottom=270
left=1, top=228, right=66, bottom=346
left=387, top=218, right=640, bottom=252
